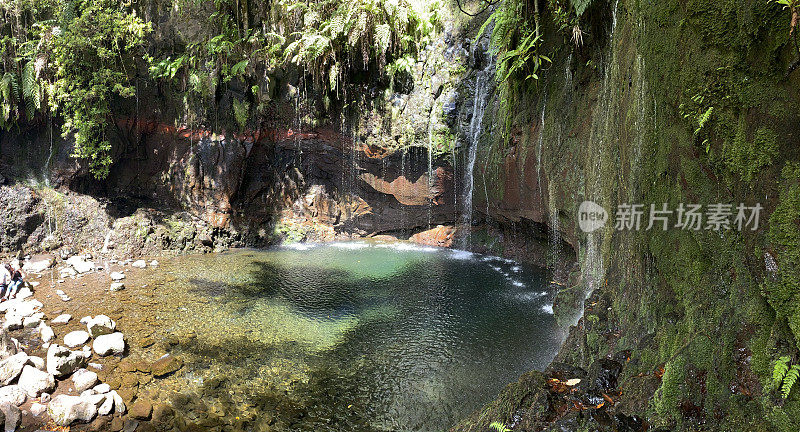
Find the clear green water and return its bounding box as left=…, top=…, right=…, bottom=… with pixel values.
left=147, top=242, right=565, bottom=431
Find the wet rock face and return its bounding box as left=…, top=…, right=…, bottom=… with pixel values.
left=0, top=186, right=45, bottom=253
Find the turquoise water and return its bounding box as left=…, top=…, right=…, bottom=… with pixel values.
left=146, top=242, right=565, bottom=431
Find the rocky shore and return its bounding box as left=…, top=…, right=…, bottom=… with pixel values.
left=0, top=253, right=185, bottom=431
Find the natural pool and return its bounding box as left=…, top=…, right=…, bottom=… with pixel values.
left=132, top=242, right=566, bottom=431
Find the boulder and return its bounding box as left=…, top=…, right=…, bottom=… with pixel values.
left=130, top=398, right=152, bottom=419
left=52, top=314, right=72, bottom=325
left=71, top=369, right=98, bottom=393
left=11, top=300, right=42, bottom=317
left=30, top=402, right=46, bottom=416
left=93, top=383, right=110, bottom=394
left=26, top=356, right=45, bottom=370
left=47, top=394, right=100, bottom=426
left=65, top=256, right=95, bottom=274
left=151, top=355, right=183, bottom=377
left=64, top=331, right=91, bottom=348
left=80, top=316, right=92, bottom=324
left=46, top=344, right=88, bottom=377
left=109, top=390, right=126, bottom=414
left=0, top=353, right=28, bottom=385
left=17, top=365, right=55, bottom=397
left=59, top=267, right=77, bottom=278
left=2, top=315, right=22, bottom=331
left=39, top=326, right=54, bottom=343
left=14, top=288, right=32, bottom=300
left=109, top=282, right=125, bottom=292
left=0, top=402, right=20, bottom=432
left=22, top=313, right=43, bottom=328
left=0, top=386, right=26, bottom=406
left=98, top=393, right=114, bottom=416
left=0, top=329, right=17, bottom=360
left=131, top=260, right=147, bottom=269
left=86, top=315, right=115, bottom=338
left=110, top=272, right=125, bottom=281
left=22, top=256, right=54, bottom=273
left=93, top=333, right=125, bottom=356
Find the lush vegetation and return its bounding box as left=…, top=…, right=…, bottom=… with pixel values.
left=1, top=0, right=440, bottom=178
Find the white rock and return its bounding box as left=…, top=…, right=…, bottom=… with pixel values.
left=86, top=315, right=115, bottom=337
left=47, top=394, right=99, bottom=426
left=109, top=282, right=125, bottom=292
left=65, top=256, right=95, bottom=274
left=2, top=315, right=22, bottom=331
left=0, top=353, right=28, bottom=385
left=22, top=258, right=53, bottom=274
left=109, top=390, right=125, bottom=414
left=150, top=260, right=159, bottom=267
left=59, top=267, right=77, bottom=277
left=23, top=313, right=43, bottom=328
left=80, top=389, right=96, bottom=397
left=93, top=332, right=125, bottom=356
left=131, top=260, right=147, bottom=268
left=10, top=300, right=42, bottom=317
left=14, top=288, right=32, bottom=300
left=88, top=362, right=103, bottom=370
left=55, top=290, right=65, bottom=296
left=46, top=344, right=88, bottom=377
left=28, top=281, right=39, bottom=288
left=110, top=272, right=125, bottom=281
left=52, top=314, right=72, bottom=325
left=30, top=402, right=46, bottom=416
left=93, top=383, right=111, bottom=394
left=40, top=393, right=50, bottom=403
left=72, top=368, right=98, bottom=393
left=0, top=386, right=26, bottom=406
left=64, top=331, right=90, bottom=348
left=98, top=393, right=114, bottom=415
left=0, top=401, right=21, bottom=432
left=79, top=316, right=92, bottom=325
left=38, top=325, right=54, bottom=343
left=17, top=365, right=55, bottom=397
left=27, top=356, right=45, bottom=370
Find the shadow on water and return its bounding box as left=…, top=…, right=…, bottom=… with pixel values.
left=147, top=249, right=562, bottom=432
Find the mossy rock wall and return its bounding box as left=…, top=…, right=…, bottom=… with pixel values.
left=469, top=0, right=800, bottom=429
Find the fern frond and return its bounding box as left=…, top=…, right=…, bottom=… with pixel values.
left=774, top=356, right=791, bottom=386
left=489, top=422, right=511, bottom=432
left=782, top=365, right=800, bottom=399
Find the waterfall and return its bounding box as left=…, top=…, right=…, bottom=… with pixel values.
left=579, top=0, right=620, bottom=295
left=460, top=61, right=493, bottom=247
left=427, top=105, right=436, bottom=230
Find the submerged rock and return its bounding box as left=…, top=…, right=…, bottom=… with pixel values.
left=150, top=355, right=183, bottom=377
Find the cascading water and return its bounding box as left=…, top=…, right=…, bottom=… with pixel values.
left=459, top=55, right=493, bottom=248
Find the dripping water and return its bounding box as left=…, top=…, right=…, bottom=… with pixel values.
left=460, top=59, right=493, bottom=248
